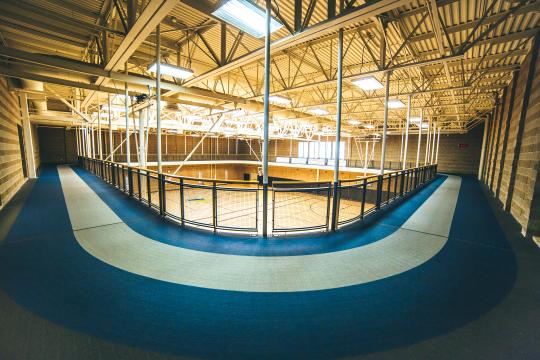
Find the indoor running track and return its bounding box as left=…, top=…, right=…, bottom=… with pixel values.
left=0, top=165, right=517, bottom=359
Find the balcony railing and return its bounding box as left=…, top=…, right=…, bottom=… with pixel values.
left=79, top=156, right=437, bottom=236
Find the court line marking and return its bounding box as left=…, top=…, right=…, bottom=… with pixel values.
left=58, top=166, right=461, bottom=292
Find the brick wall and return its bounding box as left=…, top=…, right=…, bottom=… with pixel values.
left=480, top=37, right=540, bottom=243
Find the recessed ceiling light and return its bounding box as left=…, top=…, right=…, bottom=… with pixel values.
left=148, top=62, right=194, bottom=79
left=352, top=76, right=384, bottom=91
left=387, top=99, right=405, bottom=109
left=212, top=0, right=283, bottom=38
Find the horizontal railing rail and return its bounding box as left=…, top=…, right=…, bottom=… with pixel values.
left=78, top=156, right=437, bottom=236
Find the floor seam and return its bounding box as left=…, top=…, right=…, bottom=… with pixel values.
left=73, top=221, right=125, bottom=232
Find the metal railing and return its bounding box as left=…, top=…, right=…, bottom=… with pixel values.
left=79, top=156, right=437, bottom=236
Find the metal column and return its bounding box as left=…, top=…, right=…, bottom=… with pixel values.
left=331, top=28, right=344, bottom=231
left=261, top=0, right=271, bottom=237
left=416, top=109, right=423, bottom=167
left=156, top=24, right=162, bottom=173
left=97, top=93, right=102, bottom=160
left=108, top=94, right=113, bottom=162
left=19, top=94, right=37, bottom=178
left=435, top=127, right=441, bottom=164
left=380, top=71, right=391, bottom=174
left=138, top=109, right=146, bottom=168
left=125, top=63, right=131, bottom=166
left=403, top=95, right=411, bottom=170
left=430, top=122, right=436, bottom=164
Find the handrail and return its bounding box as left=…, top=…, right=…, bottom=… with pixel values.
left=78, top=156, right=438, bottom=236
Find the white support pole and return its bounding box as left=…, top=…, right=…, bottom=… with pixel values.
left=19, top=94, right=37, bottom=178
left=416, top=109, right=423, bottom=167
left=331, top=28, right=344, bottom=231
left=364, top=141, right=369, bottom=169
left=403, top=94, right=411, bottom=170
left=155, top=24, right=162, bottom=174
left=138, top=109, right=145, bottom=168
left=380, top=71, right=391, bottom=174
left=125, top=63, right=131, bottom=166
left=97, top=93, right=103, bottom=160
left=430, top=122, right=437, bottom=164
left=108, top=94, right=113, bottom=162
left=478, top=117, right=489, bottom=179
left=399, top=131, right=404, bottom=168
left=424, top=117, right=431, bottom=165
left=435, top=127, right=441, bottom=164
left=76, top=126, right=80, bottom=156
left=90, top=124, right=95, bottom=158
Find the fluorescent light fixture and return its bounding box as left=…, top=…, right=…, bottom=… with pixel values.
left=212, top=0, right=283, bottom=38
left=310, top=108, right=329, bottom=116
left=364, top=124, right=375, bottom=129
left=268, top=95, right=292, bottom=104
left=352, top=76, right=383, bottom=91
left=409, top=116, right=422, bottom=123
left=148, top=62, right=194, bottom=79
left=421, top=123, right=429, bottom=129
left=348, top=119, right=361, bottom=125
left=387, top=99, right=405, bottom=109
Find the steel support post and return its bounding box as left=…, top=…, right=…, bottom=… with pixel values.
left=403, top=95, right=411, bottom=169
left=331, top=28, right=344, bottom=231
left=380, top=71, right=390, bottom=174
left=156, top=24, right=162, bottom=174
left=261, top=0, right=273, bottom=237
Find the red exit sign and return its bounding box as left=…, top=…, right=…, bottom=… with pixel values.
left=458, top=143, right=469, bottom=149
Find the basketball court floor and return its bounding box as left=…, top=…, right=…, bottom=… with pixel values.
left=140, top=160, right=381, bottom=235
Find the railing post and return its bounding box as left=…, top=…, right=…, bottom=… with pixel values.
left=331, top=182, right=340, bottom=231
left=112, top=164, right=116, bottom=187
left=393, top=172, right=398, bottom=200
left=179, top=178, right=185, bottom=227
left=146, top=173, right=151, bottom=206
left=361, top=178, right=367, bottom=218
left=400, top=171, right=405, bottom=196
left=376, top=175, right=383, bottom=210
left=262, top=183, right=268, bottom=236
left=386, top=174, right=391, bottom=203
left=330, top=183, right=339, bottom=231
left=325, top=185, right=332, bottom=231
left=212, top=181, right=217, bottom=233
left=158, top=173, right=165, bottom=216
left=128, top=167, right=133, bottom=197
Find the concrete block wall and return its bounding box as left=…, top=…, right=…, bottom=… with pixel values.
left=480, top=37, right=540, bottom=244
left=0, top=76, right=40, bottom=209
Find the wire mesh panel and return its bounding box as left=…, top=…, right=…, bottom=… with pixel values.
left=272, top=182, right=331, bottom=232
left=139, top=170, right=149, bottom=204
left=363, top=177, right=379, bottom=215
left=216, top=184, right=258, bottom=231
left=183, top=180, right=214, bottom=227
left=132, top=169, right=140, bottom=198
left=337, top=181, right=365, bottom=225
left=148, top=174, right=160, bottom=209
left=163, top=177, right=181, bottom=220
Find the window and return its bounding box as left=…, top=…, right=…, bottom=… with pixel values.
left=297, top=141, right=345, bottom=159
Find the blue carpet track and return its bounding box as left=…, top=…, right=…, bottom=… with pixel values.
left=0, top=166, right=516, bottom=359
